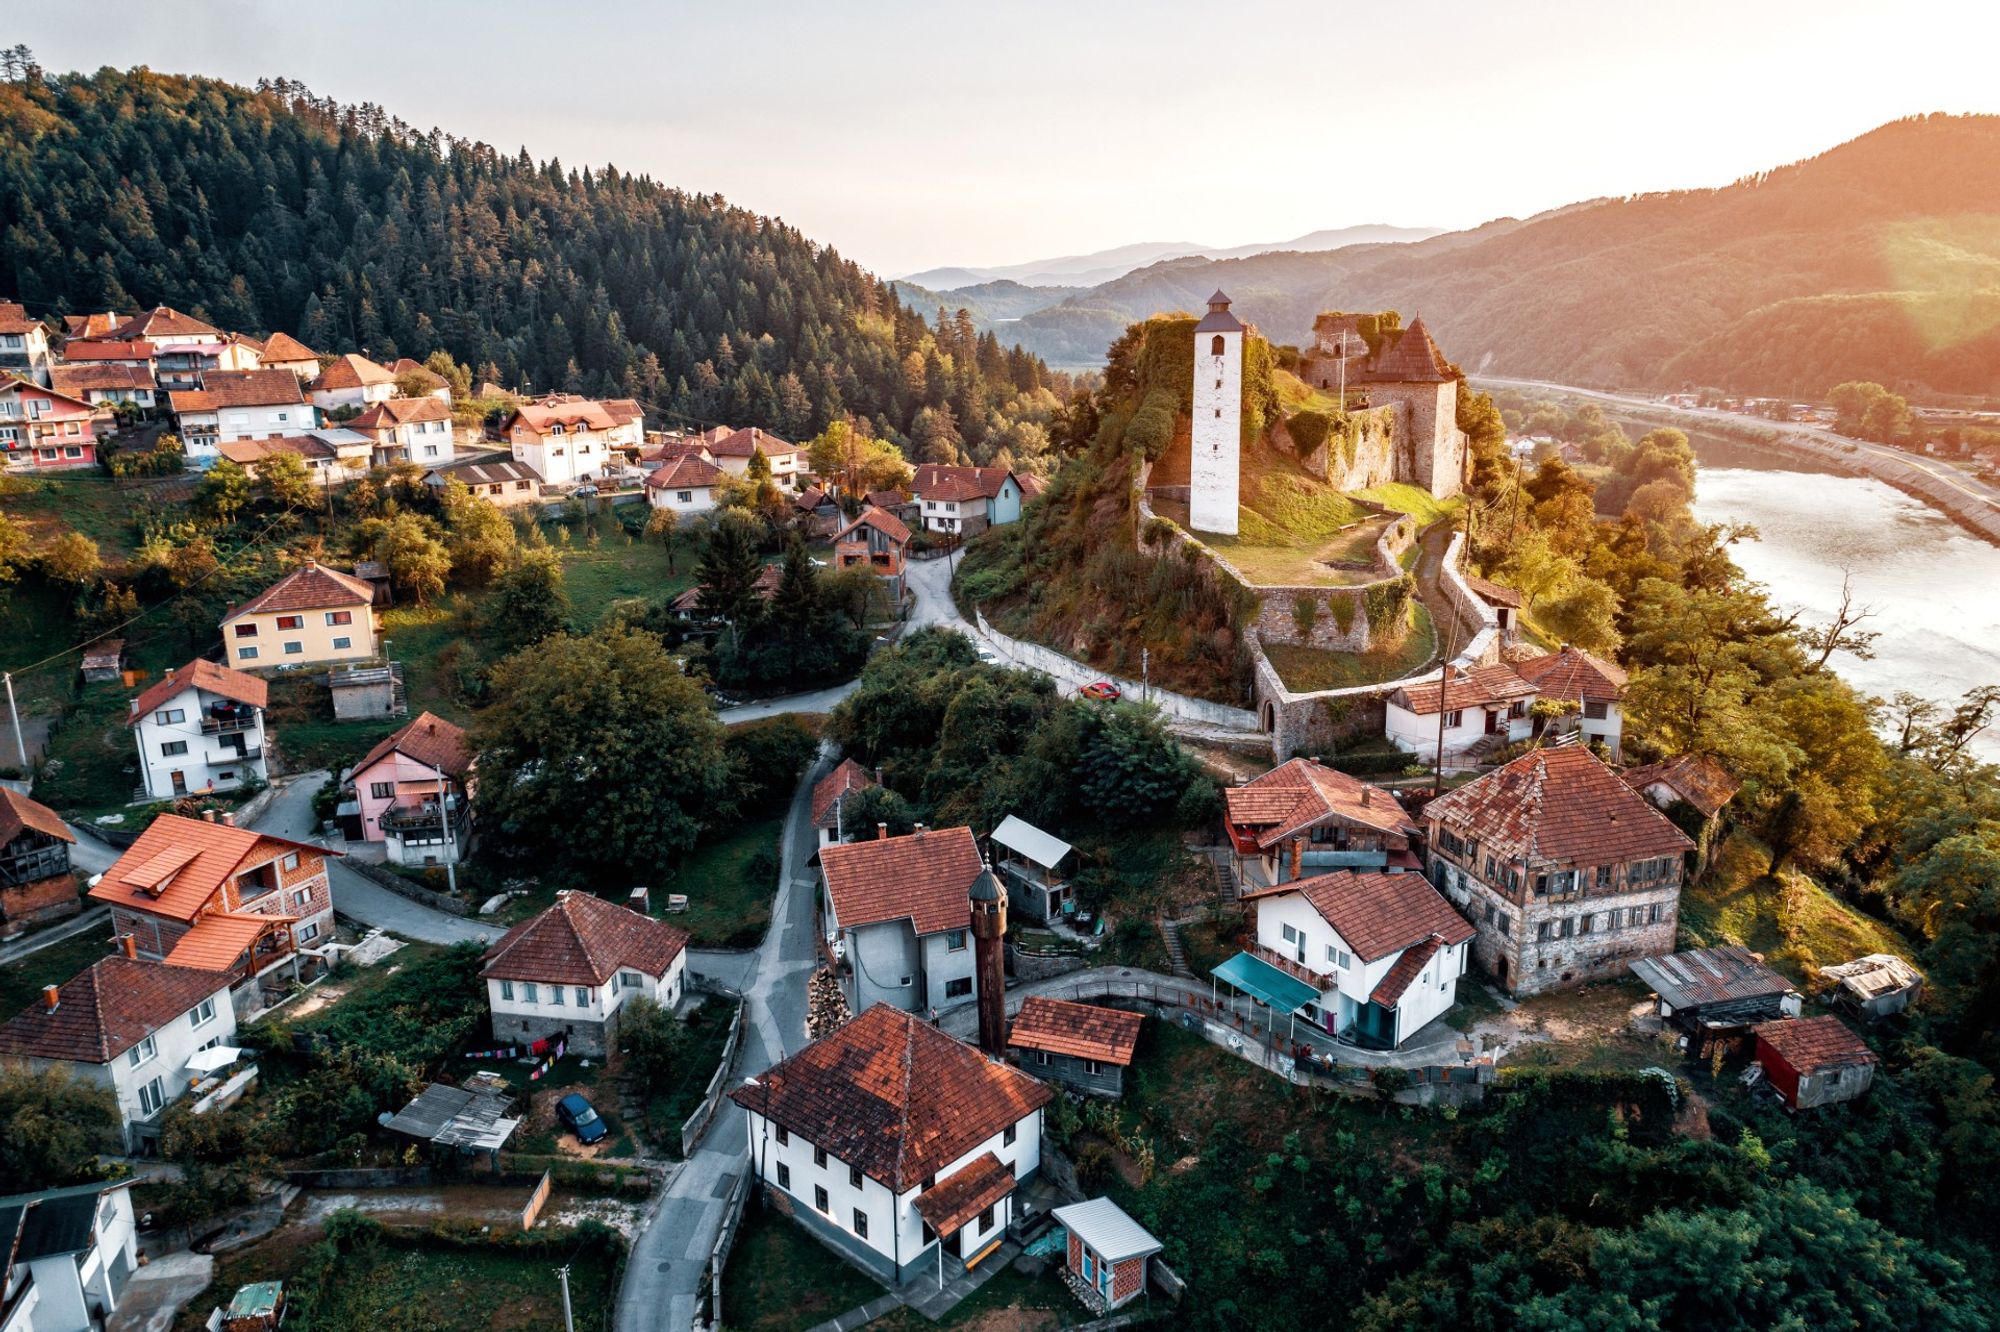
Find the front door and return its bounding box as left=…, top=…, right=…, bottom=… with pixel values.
left=1485, top=709, right=1503, bottom=735
left=169, top=770, right=187, bottom=796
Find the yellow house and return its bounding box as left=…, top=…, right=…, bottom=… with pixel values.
left=221, top=562, right=380, bottom=669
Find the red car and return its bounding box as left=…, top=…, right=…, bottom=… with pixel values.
left=1080, top=681, right=1122, bottom=702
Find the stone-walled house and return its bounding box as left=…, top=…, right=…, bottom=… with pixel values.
left=1422, top=747, right=1694, bottom=996
left=480, top=891, right=689, bottom=1057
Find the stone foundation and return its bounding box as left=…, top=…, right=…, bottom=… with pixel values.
left=491, top=1011, right=614, bottom=1058
left=0, top=873, right=80, bottom=932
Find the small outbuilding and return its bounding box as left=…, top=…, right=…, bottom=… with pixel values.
left=382, top=1081, right=520, bottom=1164
left=1753, top=1015, right=1878, bottom=1110
left=79, top=639, right=126, bottom=684
left=1630, top=945, right=1801, bottom=1057
left=1007, top=997, right=1141, bottom=1099
left=1817, top=954, right=1924, bottom=1020
left=989, top=815, right=1075, bottom=923
left=223, top=1280, right=286, bottom=1331
left=1052, top=1197, right=1163, bottom=1314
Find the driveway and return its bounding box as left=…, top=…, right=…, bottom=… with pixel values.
left=614, top=744, right=827, bottom=1332
left=717, top=682, right=857, bottom=725
left=249, top=773, right=493, bottom=948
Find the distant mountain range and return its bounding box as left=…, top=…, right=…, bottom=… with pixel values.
left=919, top=116, right=2000, bottom=401
left=900, top=225, right=1442, bottom=292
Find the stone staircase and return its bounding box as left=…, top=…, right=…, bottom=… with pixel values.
left=1158, top=919, right=1193, bottom=978
left=1210, top=851, right=1239, bottom=905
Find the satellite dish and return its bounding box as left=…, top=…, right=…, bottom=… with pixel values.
left=377, top=1112, right=394, bottom=1127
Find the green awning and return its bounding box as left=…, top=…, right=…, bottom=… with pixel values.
left=1213, top=951, right=1318, bottom=1012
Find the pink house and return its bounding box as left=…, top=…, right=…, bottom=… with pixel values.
left=349, top=712, right=474, bottom=867
left=0, top=379, right=98, bottom=469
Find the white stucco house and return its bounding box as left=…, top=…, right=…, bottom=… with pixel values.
left=729, top=1004, right=1051, bottom=1287
left=0, top=949, right=242, bottom=1152
left=127, top=658, right=269, bottom=801
left=502, top=395, right=644, bottom=486
left=0, top=1179, right=140, bottom=1332
left=643, top=454, right=725, bottom=514
left=1383, top=662, right=1539, bottom=763
left=1239, top=869, right=1476, bottom=1050
left=480, top=891, right=690, bottom=1058
left=346, top=396, right=457, bottom=468
left=308, top=353, right=398, bottom=413
left=166, top=369, right=319, bottom=469
left=1514, top=645, right=1629, bottom=759
left=911, top=464, right=1023, bottom=536
left=820, top=826, right=984, bottom=1017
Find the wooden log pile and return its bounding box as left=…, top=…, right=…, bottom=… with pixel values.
left=806, top=966, right=851, bottom=1040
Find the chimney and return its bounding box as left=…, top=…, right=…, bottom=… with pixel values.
left=202, top=809, right=218, bottom=823
left=220, top=811, right=235, bottom=827
left=914, top=823, right=926, bottom=839
left=628, top=885, right=650, bottom=914
left=1361, top=787, right=1372, bottom=808
left=121, top=934, right=137, bottom=960
left=41, top=985, right=58, bottom=1014
left=878, top=822, right=889, bottom=841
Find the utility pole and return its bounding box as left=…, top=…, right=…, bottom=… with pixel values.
left=3, top=673, right=24, bottom=769
left=435, top=765, right=458, bottom=895
left=1433, top=615, right=1461, bottom=794
left=556, top=1265, right=574, bottom=1332
left=1141, top=648, right=1150, bottom=705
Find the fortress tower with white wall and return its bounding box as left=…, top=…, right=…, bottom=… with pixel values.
left=1189, top=290, right=1244, bottom=534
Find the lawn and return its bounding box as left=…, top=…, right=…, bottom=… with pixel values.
left=661, top=814, right=784, bottom=948
left=1678, top=832, right=1912, bottom=984
left=1151, top=493, right=1391, bottom=587
left=0, top=471, right=149, bottom=565
left=29, top=681, right=145, bottom=814
left=1352, top=482, right=1464, bottom=529
left=1263, top=603, right=1438, bottom=692
left=646, top=998, right=739, bottom=1154
left=0, top=927, right=114, bottom=1016
left=719, top=1204, right=886, bottom=1332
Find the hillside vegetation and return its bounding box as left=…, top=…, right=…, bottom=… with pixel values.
left=998, top=115, right=2000, bottom=399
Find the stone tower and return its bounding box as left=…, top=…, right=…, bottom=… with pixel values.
left=1189, top=290, right=1244, bottom=535
left=968, top=863, right=1008, bottom=1056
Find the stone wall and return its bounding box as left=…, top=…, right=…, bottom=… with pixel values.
left=0, top=873, right=79, bottom=930
left=1283, top=404, right=1402, bottom=491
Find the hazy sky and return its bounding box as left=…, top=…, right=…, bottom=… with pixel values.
left=12, top=1, right=2000, bottom=277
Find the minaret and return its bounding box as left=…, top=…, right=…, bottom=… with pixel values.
left=1189, top=290, right=1244, bottom=535
left=968, top=863, right=1008, bottom=1056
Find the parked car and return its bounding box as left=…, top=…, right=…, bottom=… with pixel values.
left=1080, top=681, right=1121, bottom=701
left=556, top=1092, right=609, bottom=1145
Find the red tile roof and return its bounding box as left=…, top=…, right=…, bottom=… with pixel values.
left=1464, top=575, right=1522, bottom=610
left=820, top=826, right=980, bottom=935
left=129, top=658, right=268, bottom=723
left=164, top=910, right=288, bottom=971
left=168, top=368, right=307, bottom=413
left=913, top=464, right=1016, bottom=503
left=217, top=436, right=335, bottom=466
left=257, top=332, right=319, bottom=363
left=708, top=427, right=798, bottom=458
left=1007, top=997, right=1142, bottom=1065
left=1393, top=662, right=1537, bottom=716
left=1514, top=646, right=1627, bottom=703
left=49, top=364, right=154, bottom=396
left=64, top=312, right=131, bottom=340
left=1622, top=753, right=1741, bottom=819
left=834, top=505, right=911, bottom=547
left=112, top=307, right=221, bottom=341
left=728, top=1004, right=1051, bottom=1191
left=388, top=358, right=448, bottom=388
left=0, top=303, right=37, bottom=337
left=1369, top=935, right=1443, bottom=1008
left=1223, top=757, right=1416, bottom=850
left=864, top=489, right=906, bottom=509
left=58, top=339, right=154, bottom=362
left=310, top=353, right=394, bottom=391
left=480, top=891, right=689, bottom=986
left=90, top=814, right=327, bottom=923
left=1753, top=1015, right=1877, bottom=1075
left=0, top=788, right=72, bottom=849
left=913, top=1152, right=1017, bottom=1235
left=1423, top=747, right=1694, bottom=866
left=354, top=712, right=472, bottom=781
left=644, top=455, right=725, bottom=491
left=509, top=395, right=625, bottom=435
left=221, top=562, right=375, bottom=623
left=0, top=957, right=229, bottom=1063
left=1242, top=870, right=1474, bottom=962
left=347, top=396, right=450, bottom=429
left=811, top=759, right=877, bottom=831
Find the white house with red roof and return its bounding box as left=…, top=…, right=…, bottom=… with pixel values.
left=911, top=464, right=1023, bottom=535
left=1383, top=662, right=1539, bottom=762
left=167, top=368, right=318, bottom=468
left=0, top=301, right=54, bottom=384
left=97, top=307, right=244, bottom=392
left=90, top=812, right=339, bottom=1016
left=1221, top=757, right=1420, bottom=891
left=1422, top=746, right=1694, bottom=995
left=820, top=825, right=984, bottom=1017
left=256, top=331, right=322, bottom=380
left=502, top=394, right=644, bottom=485
left=728, top=1004, right=1051, bottom=1286
left=50, top=362, right=157, bottom=414
left=307, top=352, right=397, bottom=412
left=349, top=712, right=473, bottom=866
left=128, top=658, right=270, bottom=801
left=1514, top=645, right=1628, bottom=758
left=0, top=949, right=240, bottom=1151
left=810, top=758, right=876, bottom=852
left=480, top=891, right=690, bottom=1056
left=643, top=453, right=725, bottom=514
left=0, top=379, right=98, bottom=470
left=706, top=427, right=801, bottom=488
left=1240, top=870, right=1476, bottom=1049
left=346, top=395, right=457, bottom=467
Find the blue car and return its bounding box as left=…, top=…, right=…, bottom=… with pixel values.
left=556, top=1092, right=608, bottom=1145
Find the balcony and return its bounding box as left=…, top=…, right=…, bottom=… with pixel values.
left=201, top=711, right=260, bottom=736
left=206, top=746, right=263, bottom=765
left=379, top=797, right=470, bottom=841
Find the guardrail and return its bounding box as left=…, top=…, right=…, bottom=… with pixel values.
left=679, top=998, right=747, bottom=1158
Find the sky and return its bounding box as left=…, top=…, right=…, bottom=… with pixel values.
left=12, top=1, right=2000, bottom=277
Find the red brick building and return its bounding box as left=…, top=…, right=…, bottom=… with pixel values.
left=0, top=788, right=79, bottom=932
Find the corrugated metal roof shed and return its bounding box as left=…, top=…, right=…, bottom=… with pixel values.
left=1630, top=945, right=1794, bottom=1010
left=1053, top=1197, right=1163, bottom=1263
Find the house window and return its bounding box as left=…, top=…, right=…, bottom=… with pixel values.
left=1596, top=864, right=1614, bottom=889
left=1003, top=1124, right=1017, bottom=1147
left=192, top=998, right=216, bottom=1027
left=1282, top=924, right=1299, bottom=945
left=332, top=637, right=352, bottom=650
left=129, top=1035, right=158, bottom=1067
left=853, top=1210, right=868, bottom=1239
left=550, top=985, right=564, bottom=1006
left=849, top=1166, right=863, bottom=1189
left=326, top=611, right=353, bottom=626
left=501, top=980, right=514, bottom=1001
left=238, top=647, right=259, bottom=660
left=138, top=1077, right=166, bottom=1117
left=676, top=490, right=692, bottom=503
left=1443, top=709, right=1463, bottom=728
left=299, top=922, right=319, bottom=943
left=945, top=930, right=967, bottom=952
left=523, top=982, right=540, bottom=1003
left=275, top=615, right=304, bottom=630
left=156, top=709, right=185, bottom=725
left=292, top=889, right=311, bottom=907
left=575, top=987, right=590, bottom=1005
left=775, top=1126, right=789, bottom=1147
left=813, top=1146, right=828, bottom=1168
left=777, top=1163, right=791, bottom=1189
left=814, top=1186, right=830, bottom=1214
left=1035, top=1049, right=1050, bottom=1066
left=284, top=642, right=304, bottom=655
left=370, top=782, right=394, bottom=799
left=1085, top=1059, right=1102, bottom=1075
left=282, top=853, right=300, bottom=872
left=235, top=623, right=258, bottom=638
left=944, top=977, right=973, bottom=999
left=1535, top=921, right=1551, bottom=942
left=161, top=740, right=188, bottom=757
left=1584, top=700, right=1609, bottom=720
left=977, top=1204, right=994, bottom=1234
left=621, top=971, right=643, bottom=989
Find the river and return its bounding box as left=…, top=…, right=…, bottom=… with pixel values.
left=1679, top=429, right=2000, bottom=760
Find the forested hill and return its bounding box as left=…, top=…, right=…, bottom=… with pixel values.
left=1007, top=115, right=2000, bottom=400
left=0, top=66, right=1057, bottom=451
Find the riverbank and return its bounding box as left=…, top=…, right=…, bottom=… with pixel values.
left=1476, top=376, right=2000, bottom=549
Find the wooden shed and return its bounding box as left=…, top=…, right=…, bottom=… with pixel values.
left=1630, top=946, right=1801, bottom=1057
left=1754, top=1016, right=1877, bottom=1111
left=1007, top=997, right=1141, bottom=1099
